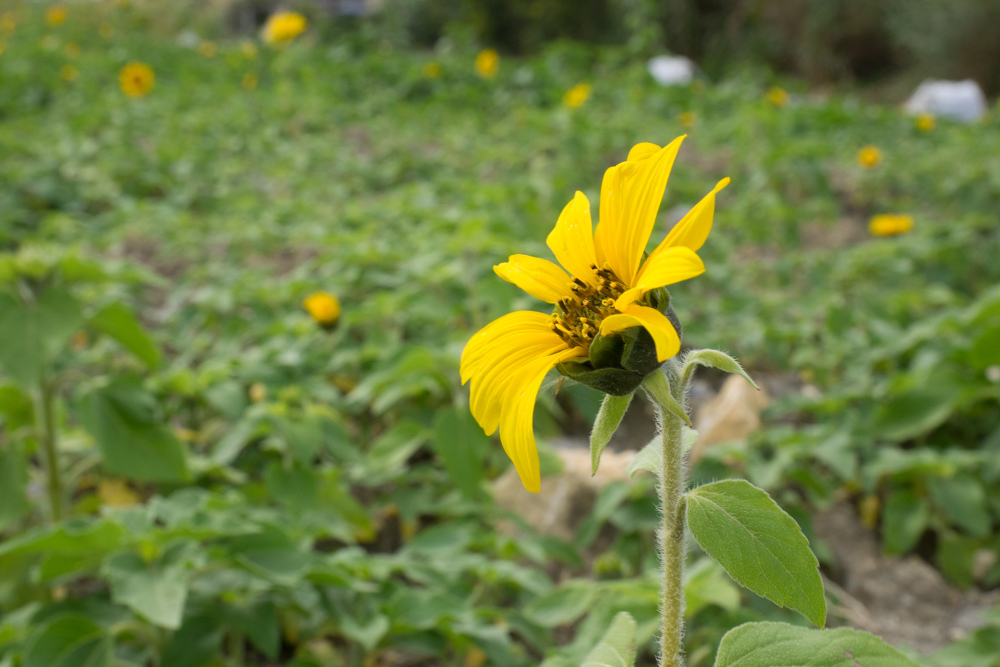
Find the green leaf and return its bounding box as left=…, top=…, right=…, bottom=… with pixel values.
left=641, top=370, right=691, bottom=427
left=228, top=601, right=280, bottom=660
left=872, top=376, right=961, bottom=442
left=0, top=441, right=30, bottom=530
left=928, top=474, right=991, bottom=538
left=102, top=541, right=198, bottom=629
left=160, top=614, right=222, bottom=667
left=0, top=288, right=83, bottom=386
left=0, top=517, right=125, bottom=558
left=524, top=580, right=599, bottom=627
left=581, top=611, right=637, bottom=667
left=626, top=427, right=698, bottom=478
left=937, top=533, right=977, bottom=589
left=686, top=480, right=826, bottom=627
left=591, top=393, right=633, bottom=475
left=363, top=420, right=429, bottom=477
left=78, top=377, right=189, bottom=483
left=881, top=489, right=929, bottom=555
left=970, top=326, right=1000, bottom=371
left=714, top=621, right=920, bottom=667
left=89, top=303, right=161, bottom=368
left=432, top=407, right=486, bottom=499
left=22, top=613, right=112, bottom=667
left=682, top=349, right=760, bottom=390
left=684, top=557, right=741, bottom=618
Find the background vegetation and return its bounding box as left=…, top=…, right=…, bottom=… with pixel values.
left=1, top=1, right=999, bottom=666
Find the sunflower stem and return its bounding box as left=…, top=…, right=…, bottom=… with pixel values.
left=643, top=364, right=687, bottom=667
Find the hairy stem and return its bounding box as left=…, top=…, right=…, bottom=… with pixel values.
left=34, top=376, right=64, bottom=523
left=644, top=365, right=687, bottom=667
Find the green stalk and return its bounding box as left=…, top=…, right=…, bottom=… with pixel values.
left=643, top=365, right=687, bottom=667
left=34, top=375, right=64, bottom=523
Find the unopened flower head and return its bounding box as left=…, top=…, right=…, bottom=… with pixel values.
left=916, top=113, right=935, bottom=132
left=563, top=82, right=592, bottom=108
left=303, top=291, right=340, bottom=328
left=46, top=5, right=67, bottom=26
left=262, top=11, right=306, bottom=45
left=869, top=214, right=913, bottom=237
left=767, top=86, right=789, bottom=107
left=857, top=145, right=882, bottom=169
left=119, top=61, right=154, bottom=97
left=461, top=136, right=729, bottom=491
left=423, top=61, right=442, bottom=79
left=475, top=48, right=498, bottom=78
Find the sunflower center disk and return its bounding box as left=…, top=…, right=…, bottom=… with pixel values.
left=550, top=264, right=627, bottom=351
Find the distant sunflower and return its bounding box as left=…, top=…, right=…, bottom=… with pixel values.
left=563, top=83, right=592, bottom=108
left=119, top=61, right=154, bottom=98
left=869, top=214, right=913, bottom=237
left=857, top=145, right=882, bottom=169
left=262, top=11, right=306, bottom=46
left=475, top=48, right=498, bottom=78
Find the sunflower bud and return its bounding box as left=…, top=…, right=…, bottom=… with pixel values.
left=556, top=288, right=682, bottom=396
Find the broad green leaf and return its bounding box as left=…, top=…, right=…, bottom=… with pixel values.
left=0, top=517, right=125, bottom=558
left=684, top=557, right=740, bottom=618
left=228, top=601, right=280, bottom=660
left=928, top=474, right=991, bottom=538
left=102, top=541, right=198, bottom=629
left=931, top=625, right=1000, bottom=667
left=0, top=288, right=83, bottom=386
left=581, top=611, right=637, bottom=667
left=432, top=407, right=486, bottom=499
left=626, top=427, right=698, bottom=478
left=937, top=533, right=977, bottom=589
left=872, top=375, right=961, bottom=442
left=363, top=420, right=429, bottom=477
left=78, top=377, right=189, bottom=483
left=686, top=480, right=826, bottom=627
left=881, top=489, right=929, bottom=555
left=0, top=382, right=34, bottom=430
left=387, top=588, right=465, bottom=630
left=524, top=580, right=599, bottom=627
left=714, top=621, right=920, bottom=667
left=89, top=303, right=161, bottom=368
left=339, top=613, right=390, bottom=651
left=160, top=614, right=222, bottom=667
left=682, top=349, right=760, bottom=390
left=228, top=525, right=310, bottom=586
left=22, top=613, right=112, bottom=667
left=970, top=326, right=1000, bottom=371
left=591, top=392, right=633, bottom=474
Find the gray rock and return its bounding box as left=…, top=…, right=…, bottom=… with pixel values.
left=904, top=79, right=987, bottom=123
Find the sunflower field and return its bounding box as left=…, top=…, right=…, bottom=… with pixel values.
left=2, top=2, right=1000, bottom=666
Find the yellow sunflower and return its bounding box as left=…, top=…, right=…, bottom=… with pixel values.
left=461, top=136, right=729, bottom=491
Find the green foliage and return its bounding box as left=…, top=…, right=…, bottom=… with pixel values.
left=581, top=611, right=637, bottom=667
left=591, top=392, right=633, bottom=474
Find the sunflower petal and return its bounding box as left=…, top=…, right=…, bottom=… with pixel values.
left=594, top=136, right=686, bottom=286
left=546, top=192, right=598, bottom=283
left=461, top=311, right=555, bottom=382
left=627, top=143, right=661, bottom=162
left=600, top=304, right=681, bottom=362
left=498, top=346, right=586, bottom=492
left=615, top=247, right=704, bottom=310
left=494, top=255, right=572, bottom=304
left=655, top=177, right=730, bottom=254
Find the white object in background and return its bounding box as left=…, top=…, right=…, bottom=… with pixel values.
left=904, top=79, right=987, bottom=123
left=647, top=56, right=695, bottom=86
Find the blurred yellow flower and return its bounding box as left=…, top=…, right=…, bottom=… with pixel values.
left=767, top=86, right=789, bottom=107
left=98, top=478, right=140, bottom=507
left=46, top=5, right=67, bottom=26
left=248, top=382, right=267, bottom=403
left=1, top=12, right=17, bottom=32
left=240, top=40, right=258, bottom=59
left=475, top=48, right=498, bottom=78
left=262, top=11, right=307, bottom=45
left=64, top=41, right=80, bottom=58
left=242, top=71, right=258, bottom=91
left=119, top=61, right=154, bottom=98
left=464, top=647, right=488, bottom=667
left=915, top=113, right=935, bottom=132
left=857, top=145, right=882, bottom=169
left=303, top=291, right=340, bottom=327
left=99, top=22, right=114, bottom=39
left=60, top=64, right=78, bottom=82
left=563, top=82, right=592, bottom=108
left=869, top=214, right=913, bottom=237
left=679, top=111, right=695, bottom=128
left=198, top=41, right=218, bottom=58
left=423, top=61, right=442, bottom=79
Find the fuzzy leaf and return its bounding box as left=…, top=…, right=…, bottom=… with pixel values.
left=582, top=611, right=637, bottom=667
left=591, top=393, right=634, bottom=474
left=682, top=349, right=759, bottom=390
left=714, top=622, right=919, bottom=666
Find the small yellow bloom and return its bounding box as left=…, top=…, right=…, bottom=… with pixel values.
left=60, top=64, right=78, bottom=82
left=262, top=11, right=307, bottom=45
left=563, top=82, right=592, bottom=108
left=64, top=41, right=80, bottom=58
left=303, top=291, right=340, bottom=327
left=915, top=113, right=935, bottom=132
left=767, top=86, right=789, bottom=107
left=98, top=478, right=140, bottom=507
left=869, top=214, right=913, bottom=237
left=463, top=137, right=729, bottom=492
left=423, top=61, right=442, bottom=79
left=679, top=111, right=695, bottom=128
left=240, top=40, right=258, bottom=59
left=475, top=48, right=498, bottom=78
left=249, top=382, right=268, bottom=403
left=46, top=5, right=67, bottom=26
left=1, top=12, right=17, bottom=32
left=857, top=145, right=882, bottom=169
left=242, top=71, right=258, bottom=91
left=198, top=41, right=218, bottom=58
left=464, top=648, right=488, bottom=667
left=119, top=61, right=154, bottom=97
left=99, top=22, right=114, bottom=39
